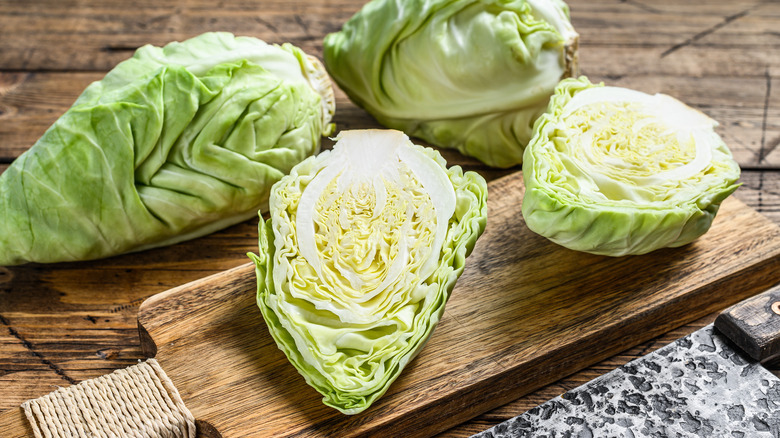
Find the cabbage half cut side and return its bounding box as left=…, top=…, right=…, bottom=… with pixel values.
left=249, top=129, right=488, bottom=414
left=522, top=77, right=741, bottom=256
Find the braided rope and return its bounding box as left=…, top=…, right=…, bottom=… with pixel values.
left=21, top=359, right=196, bottom=438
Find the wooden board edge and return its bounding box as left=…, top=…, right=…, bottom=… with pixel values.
left=131, top=169, right=779, bottom=437
left=136, top=262, right=256, bottom=358
left=132, top=172, right=527, bottom=357
left=138, top=262, right=256, bottom=315
left=351, top=250, right=780, bottom=437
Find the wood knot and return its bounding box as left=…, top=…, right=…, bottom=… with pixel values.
left=0, top=267, right=11, bottom=284
left=0, top=103, right=17, bottom=118
left=96, top=348, right=120, bottom=360
left=196, top=420, right=223, bottom=438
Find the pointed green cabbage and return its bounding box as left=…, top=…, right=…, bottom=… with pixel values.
left=522, top=77, right=741, bottom=256
left=249, top=129, right=487, bottom=414
left=323, top=0, right=578, bottom=168
left=0, top=32, right=334, bottom=265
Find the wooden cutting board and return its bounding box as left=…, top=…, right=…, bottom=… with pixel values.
left=4, top=170, right=780, bottom=437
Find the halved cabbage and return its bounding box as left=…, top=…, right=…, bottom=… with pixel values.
left=323, top=0, right=578, bottom=168
left=522, top=77, right=741, bottom=256
left=249, top=129, right=487, bottom=414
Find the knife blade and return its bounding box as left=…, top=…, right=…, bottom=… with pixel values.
left=472, top=284, right=780, bottom=438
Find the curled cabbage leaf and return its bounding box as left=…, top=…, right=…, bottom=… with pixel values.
left=323, top=0, right=578, bottom=168
left=522, top=77, right=741, bottom=256
left=249, top=129, right=487, bottom=414
left=0, top=32, right=334, bottom=265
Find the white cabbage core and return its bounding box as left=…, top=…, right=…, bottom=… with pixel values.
left=280, top=130, right=456, bottom=324
left=553, top=87, right=727, bottom=204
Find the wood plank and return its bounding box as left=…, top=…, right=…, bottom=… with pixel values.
left=733, top=170, right=780, bottom=220
left=0, top=0, right=359, bottom=71
left=573, top=1, right=778, bottom=47
left=3, top=171, right=765, bottom=438
left=2, top=0, right=778, bottom=72
left=1, top=0, right=779, bottom=166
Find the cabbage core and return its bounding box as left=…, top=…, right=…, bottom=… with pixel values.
left=550, top=87, right=732, bottom=205
left=288, top=130, right=456, bottom=323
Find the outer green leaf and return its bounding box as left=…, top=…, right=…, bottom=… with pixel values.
left=323, top=0, right=578, bottom=168
left=249, top=129, right=488, bottom=414
left=522, top=77, right=741, bottom=256
left=0, top=32, right=334, bottom=265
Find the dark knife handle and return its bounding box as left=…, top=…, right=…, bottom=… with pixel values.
left=714, top=283, right=780, bottom=362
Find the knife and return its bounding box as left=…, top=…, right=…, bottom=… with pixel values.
left=472, top=284, right=780, bottom=438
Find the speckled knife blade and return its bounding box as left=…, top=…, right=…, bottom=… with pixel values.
left=472, top=287, right=780, bottom=438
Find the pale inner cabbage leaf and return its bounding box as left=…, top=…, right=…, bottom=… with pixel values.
left=522, top=78, right=741, bottom=256
left=282, top=134, right=455, bottom=325
left=548, top=87, right=735, bottom=206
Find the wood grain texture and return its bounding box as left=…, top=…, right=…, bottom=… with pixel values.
left=1, top=0, right=780, bottom=436
left=1, top=0, right=779, bottom=168
left=89, top=172, right=780, bottom=437
left=715, top=283, right=780, bottom=361
left=1, top=171, right=778, bottom=437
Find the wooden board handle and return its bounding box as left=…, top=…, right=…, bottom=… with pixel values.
left=715, top=283, right=780, bottom=362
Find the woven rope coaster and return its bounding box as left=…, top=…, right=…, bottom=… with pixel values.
left=21, top=359, right=195, bottom=438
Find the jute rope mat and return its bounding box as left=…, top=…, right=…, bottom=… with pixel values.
left=21, top=359, right=195, bottom=438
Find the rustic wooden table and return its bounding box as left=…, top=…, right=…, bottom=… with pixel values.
left=1, top=0, right=778, bottom=436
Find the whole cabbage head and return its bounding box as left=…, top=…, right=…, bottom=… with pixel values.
left=323, top=0, right=578, bottom=168
left=522, top=77, right=741, bottom=256
left=0, top=32, right=334, bottom=265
